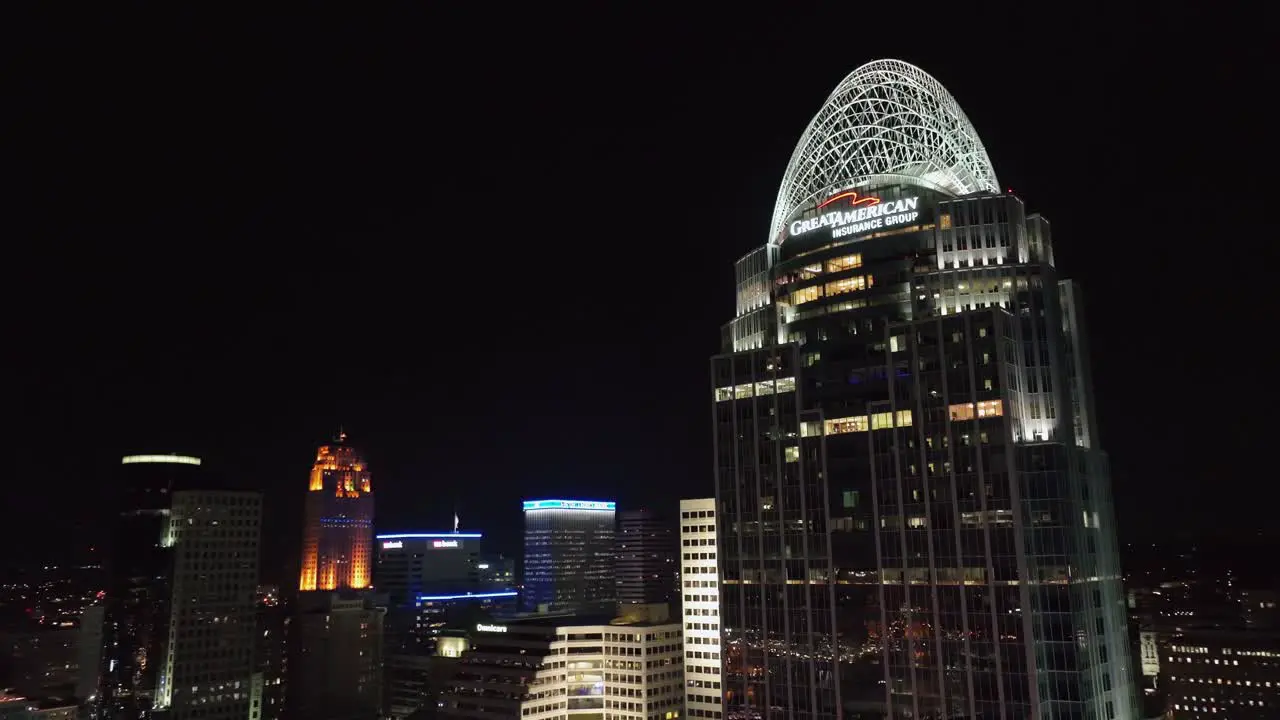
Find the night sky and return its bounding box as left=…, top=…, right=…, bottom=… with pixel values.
left=7, top=6, right=1269, bottom=581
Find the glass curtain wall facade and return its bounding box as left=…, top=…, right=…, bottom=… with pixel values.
left=712, top=59, right=1136, bottom=720
left=713, top=346, right=836, bottom=719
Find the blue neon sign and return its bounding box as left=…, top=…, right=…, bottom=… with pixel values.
left=522, top=499, right=616, bottom=511
left=416, top=590, right=518, bottom=602
left=375, top=532, right=483, bottom=539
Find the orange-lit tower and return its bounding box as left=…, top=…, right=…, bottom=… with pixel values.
left=298, top=431, right=374, bottom=591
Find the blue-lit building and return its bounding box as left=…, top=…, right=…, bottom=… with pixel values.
left=522, top=499, right=617, bottom=614
left=375, top=532, right=517, bottom=719
left=376, top=532, right=485, bottom=608
left=375, top=532, right=517, bottom=648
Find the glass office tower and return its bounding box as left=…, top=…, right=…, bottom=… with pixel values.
left=521, top=499, right=616, bottom=613
left=713, top=59, right=1136, bottom=720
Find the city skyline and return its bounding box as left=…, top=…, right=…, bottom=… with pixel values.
left=2, top=9, right=1273, bottom=720
left=6, top=7, right=1270, bottom=571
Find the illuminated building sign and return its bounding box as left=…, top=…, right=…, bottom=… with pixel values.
left=376, top=532, right=483, bottom=539
left=382, top=540, right=404, bottom=549
left=476, top=623, right=508, bottom=633
left=121, top=454, right=202, bottom=466
left=787, top=192, right=920, bottom=241
left=522, top=499, right=616, bottom=511
left=432, top=539, right=460, bottom=548
left=1140, top=631, right=1160, bottom=677
left=420, top=591, right=517, bottom=602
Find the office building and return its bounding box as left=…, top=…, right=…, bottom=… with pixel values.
left=299, top=431, right=374, bottom=592
left=439, top=606, right=683, bottom=720
left=153, top=490, right=262, bottom=720
left=616, top=509, right=677, bottom=607
left=680, top=498, right=723, bottom=720
left=522, top=500, right=616, bottom=614
left=0, top=694, right=78, bottom=720
left=375, top=531, right=516, bottom=718
left=476, top=554, right=515, bottom=591
left=375, top=532, right=486, bottom=608
left=382, top=596, right=508, bottom=720
left=385, top=634, right=468, bottom=720
left=254, top=589, right=286, bottom=720
left=290, top=433, right=384, bottom=720
left=76, top=605, right=104, bottom=704
left=0, top=627, right=78, bottom=699
left=1166, top=633, right=1280, bottom=718
left=287, top=592, right=385, bottom=720
left=713, top=59, right=1136, bottom=719
left=98, top=453, right=203, bottom=719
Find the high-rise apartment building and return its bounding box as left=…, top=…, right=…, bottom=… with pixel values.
left=522, top=500, right=616, bottom=614
left=713, top=59, right=1136, bottom=719
left=616, top=509, right=677, bottom=607
left=99, top=453, right=203, bottom=719
left=680, top=498, right=723, bottom=720
left=153, top=490, right=262, bottom=720
left=299, top=432, right=373, bottom=592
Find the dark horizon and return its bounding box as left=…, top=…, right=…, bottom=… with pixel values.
left=6, top=6, right=1270, bottom=581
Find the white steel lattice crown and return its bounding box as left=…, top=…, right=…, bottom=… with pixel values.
left=770, top=59, right=998, bottom=243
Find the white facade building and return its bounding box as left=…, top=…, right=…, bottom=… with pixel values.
left=442, top=609, right=683, bottom=720
left=679, top=498, right=722, bottom=720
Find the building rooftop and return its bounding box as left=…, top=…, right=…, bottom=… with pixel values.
left=770, top=59, right=999, bottom=243
left=498, top=605, right=676, bottom=629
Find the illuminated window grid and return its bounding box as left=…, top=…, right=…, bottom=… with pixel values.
left=681, top=497, right=722, bottom=720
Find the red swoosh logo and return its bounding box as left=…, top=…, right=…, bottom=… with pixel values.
left=817, top=191, right=881, bottom=209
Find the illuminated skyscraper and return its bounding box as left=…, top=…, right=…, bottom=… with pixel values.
left=298, top=432, right=374, bottom=592
left=153, top=490, right=262, bottom=720
left=521, top=499, right=616, bottom=613
left=99, top=453, right=203, bottom=720
left=290, top=433, right=384, bottom=720
left=713, top=60, right=1137, bottom=719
